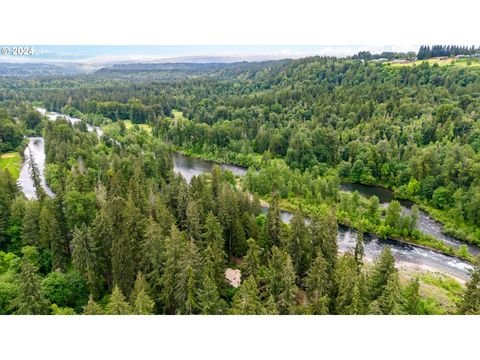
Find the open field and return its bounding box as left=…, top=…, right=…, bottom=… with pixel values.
left=388, top=57, right=480, bottom=68
left=0, top=152, right=22, bottom=180
left=123, top=120, right=152, bottom=134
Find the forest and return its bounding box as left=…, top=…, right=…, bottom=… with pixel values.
left=1, top=51, right=480, bottom=315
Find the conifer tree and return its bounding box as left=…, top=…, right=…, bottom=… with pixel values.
left=132, top=289, right=155, bottom=315
left=287, top=210, right=311, bottom=280
left=72, top=223, right=99, bottom=296
left=106, top=285, right=131, bottom=315
left=110, top=196, right=136, bottom=296
left=197, top=275, right=226, bottom=315
left=402, top=277, right=421, bottom=315
left=21, top=201, right=41, bottom=246
left=367, top=246, right=396, bottom=301
left=39, top=201, right=65, bottom=270
left=13, top=258, right=49, bottom=315
left=92, top=206, right=114, bottom=288
left=377, top=272, right=402, bottom=315
left=266, top=246, right=298, bottom=314
left=241, top=238, right=262, bottom=280
left=28, top=151, right=45, bottom=201
left=334, top=253, right=358, bottom=314
left=186, top=200, right=202, bottom=242
left=160, top=225, right=186, bottom=313
left=140, top=218, right=164, bottom=298
left=230, top=275, right=263, bottom=315
left=305, top=252, right=330, bottom=315
left=459, top=257, right=480, bottom=314
left=83, top=295, right=103, bottom=315
left=310, top=210, right=338, bottom=284
left=354, top=231, right=364, bottom=272
left=202, top=213, right=227, bottom=288
left=266, top=193, right=282, bottom=248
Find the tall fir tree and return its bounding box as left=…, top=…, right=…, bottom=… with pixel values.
left=13, top=258, right=49, bottom=315
left=197, top=274, right=226, bottom=315
left=266, top=193, right=282, bottom=248
left=459, top=257, right=480, bottom=314
left=230, top=275, right=263, bottom=315
left=266, top=246, right=298, bottom=314
left=106, top=285, right=131, bottom=315
left=241, top=238, right=262, bottom=280
left=83, top=295, right=103, bottom=315
left=72, top=223, right=100, bottom=296
left=305, top=251, right=330, bottom=315
left=286, top=210, right=311, bottom=281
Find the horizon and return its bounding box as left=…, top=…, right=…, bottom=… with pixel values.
left=0, top=45, right=425, bottom=64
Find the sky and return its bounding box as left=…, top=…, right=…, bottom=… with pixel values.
left=0, top=45, right=420, bottom=64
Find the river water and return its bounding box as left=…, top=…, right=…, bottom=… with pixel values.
left=17, top=137, right=56, bottom=200
left=339, top=183, right=480, bottom=256
left=172, top=152, right=247, bottom=183
left=17, top=109, right=473, bottom=280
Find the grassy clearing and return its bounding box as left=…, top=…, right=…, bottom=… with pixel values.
left=0, top=152, right=22, bottom=180
left=123, top=120, right=152, bottom=134
left=171, top=110, right=184, bottom=119
left=399, top=268, right=463, bottom=314
left=388, top=57, right=480, bottom=68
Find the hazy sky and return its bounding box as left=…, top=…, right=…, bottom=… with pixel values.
left=0, top=45, right=420, bottom=63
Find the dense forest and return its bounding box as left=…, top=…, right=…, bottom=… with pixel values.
left=417, top=45, right=479, bottom=60
left=1, top=52, right=480, bottom=314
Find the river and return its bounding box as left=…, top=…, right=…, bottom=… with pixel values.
left=172, top=152, right=247, bottom=183
left=17, top=137, right=55, bottom=199
left=172, top=154, right=473, bottom=280
left=339, top=183, right=480, bottom=256
left=18, top=108, right=473, bottom=280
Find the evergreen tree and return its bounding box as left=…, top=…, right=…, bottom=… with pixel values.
left=91, top=205, right=113, bottom=286
left=377, top=272, right=402, bottom=315
left=160, top=225, right=186, bottom=313
left=459, top=257, right=480, bottom=314
left=305, top=252, right=330, bottom=314
left=110, top=196, right=137, bottom=296
left=310, top=210, right=338, bottom=287
left=202, top=212, right=227, bottom=288
left=175, top=238, right=201, bottom=314
left=197, top=275, right=226, bottom=315
left=106, top=285, right=131, bottom=315
left=367, top=246, right=397, bottom=301
left=13, top=258, right=49, bottom=315
left=287, top=210, right=311, bottom=280
left=266, top=193, right=282, bottom=248
left=132, top=289, right=155, bottom=315
left=83, top=295, right=103, bottom=315
left=38, top=201, right=65, bottom=271
left=21, top=201, right=41, bottom=246
left=241, top=238, right=262, bottom=280
left=72, top=223, right=99, bottom=296
left=28, top=151, right=45, bottom=201
left=334, top=253, right=358, bottom=314
left=140, top=218, right=164, bottom=299
left=402, top=277, right=421, bottom=315
left=266, top=246, right=298, bottom=314
left=230, top=275, right=263, bottom=315
left=354, top=231, right=364, bottom=272
left=186, top=200, right=202, bottom=242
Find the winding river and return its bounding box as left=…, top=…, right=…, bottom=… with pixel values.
left=19, top=108, right=474, bottom=280
left=339, top=183, right=480, bottom=256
